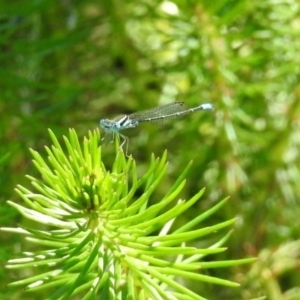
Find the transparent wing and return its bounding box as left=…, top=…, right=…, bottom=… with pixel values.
left=129, top=102, right=188, bottom=123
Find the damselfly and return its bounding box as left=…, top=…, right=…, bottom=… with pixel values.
left=100, top=101, right=214, bottom=153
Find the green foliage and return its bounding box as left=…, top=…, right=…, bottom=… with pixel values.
left=1, top=0, right=300, bottom=299
left=2, top=129, right=253, bottom=299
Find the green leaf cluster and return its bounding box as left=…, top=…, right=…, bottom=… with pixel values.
left=2, top=129, right=253, bottom=299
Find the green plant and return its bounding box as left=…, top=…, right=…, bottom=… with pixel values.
left=2, top=129, right=254, bottom=299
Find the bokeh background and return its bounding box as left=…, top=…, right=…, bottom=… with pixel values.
left=1, top=0, right=300, bottom=299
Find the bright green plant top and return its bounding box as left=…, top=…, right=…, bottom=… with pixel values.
left=2, top=129, right=255, bottom=300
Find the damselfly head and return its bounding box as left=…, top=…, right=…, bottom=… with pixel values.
left=99, top=119, right=114, bottom=131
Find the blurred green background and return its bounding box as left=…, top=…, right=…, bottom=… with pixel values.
left=1, top=0, right=300, bottom=299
